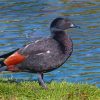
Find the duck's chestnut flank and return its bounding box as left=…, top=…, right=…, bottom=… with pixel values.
left=0, top=17, right=78, bottom=89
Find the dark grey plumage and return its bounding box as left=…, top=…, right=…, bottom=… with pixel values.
left=17, top=35, right=73, bottom=73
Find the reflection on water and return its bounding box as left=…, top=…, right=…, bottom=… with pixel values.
left=0, top=0, right=100, bottom=87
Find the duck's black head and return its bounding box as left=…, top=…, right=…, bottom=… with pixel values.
left=50, top=17, right=79, bottom=31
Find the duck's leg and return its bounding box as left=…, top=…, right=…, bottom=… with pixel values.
left=38, top=73, right=47, bottom=89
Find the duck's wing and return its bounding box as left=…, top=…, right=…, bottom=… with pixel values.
left=0, top=36, right=45, bottom=65
left=3, top=38, right=50, bottom=67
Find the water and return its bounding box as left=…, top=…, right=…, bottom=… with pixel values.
left=0, top=0, right=100, bottom=87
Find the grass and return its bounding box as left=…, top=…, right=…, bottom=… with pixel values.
left=0, top=79, right=100, bottom=100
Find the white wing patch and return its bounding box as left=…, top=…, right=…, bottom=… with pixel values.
left=46, top=50, right=50, bottom=54
left=36, top=53, right=44, bottom=55
left=36, top=50, right=51, bottom=56
left=23, top=44, right=30, bottom=51
left=24, top=45, right=29, bottom=49
left=35, top=40, right=40, bottom=43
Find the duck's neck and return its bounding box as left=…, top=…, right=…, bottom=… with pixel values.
left=51, top=29, right=73, bottom=54
left=51, top=30, right=67, bottom=42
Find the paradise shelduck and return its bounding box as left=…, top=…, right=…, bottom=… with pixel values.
left=0, top=17, right=79, bottom=89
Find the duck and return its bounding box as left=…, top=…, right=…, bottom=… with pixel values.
left=0, top=17, right=79, bottom=89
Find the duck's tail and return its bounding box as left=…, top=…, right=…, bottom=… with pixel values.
left=0, top=49, right=19, bottom=72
